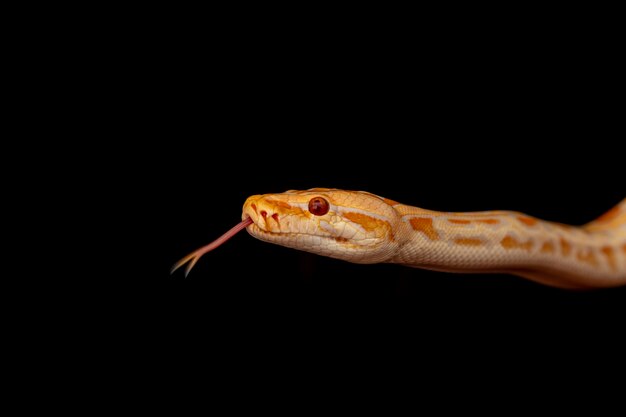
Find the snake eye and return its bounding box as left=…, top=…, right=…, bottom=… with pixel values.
left=308, top=197, right=329, bottom=216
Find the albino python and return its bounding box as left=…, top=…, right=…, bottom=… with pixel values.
left=172, top=188, right=626, bottom=289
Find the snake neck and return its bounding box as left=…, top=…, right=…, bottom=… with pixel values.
left=388, top=201, right=626, bottom=289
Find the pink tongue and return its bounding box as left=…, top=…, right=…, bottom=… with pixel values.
left=171, top=217, right=254, bottom=277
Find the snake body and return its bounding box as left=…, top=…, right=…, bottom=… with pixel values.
left=173, top=188, right=626, bottom=289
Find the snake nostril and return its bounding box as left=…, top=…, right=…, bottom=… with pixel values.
left=260, top=210, right=267, bottom=219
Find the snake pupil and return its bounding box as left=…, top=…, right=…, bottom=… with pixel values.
left=308, top=197, right=329, bottom=216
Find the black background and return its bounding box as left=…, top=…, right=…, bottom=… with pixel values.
left=22, top=9, right=624, bottom=407
left=147, top=33, right=625, bottom=332
left=7, top=6, right=625, bottom=411
left=76, top=15, right=625, bottom=377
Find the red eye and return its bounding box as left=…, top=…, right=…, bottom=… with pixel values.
left=308, top=197, right=329, bottom=216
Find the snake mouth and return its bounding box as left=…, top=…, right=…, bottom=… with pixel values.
left=246, top=219, right=371, bottom=249
left=243, top=210, right=380, bottom=247
left=245, top=213, right=388, bottom=264
left=246, top=222, right=297, bottom=238
left=245, top=218, right=323, bottom=242
left=243, top=210, right=312, bottom=239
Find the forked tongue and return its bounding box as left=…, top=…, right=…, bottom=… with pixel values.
left=171, top=217, right=254, bottom=277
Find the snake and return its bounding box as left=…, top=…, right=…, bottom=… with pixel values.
left=171, top=188, right=626, bottom=289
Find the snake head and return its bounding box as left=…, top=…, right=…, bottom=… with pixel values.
left=242, top=188, right=403, bottom=264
